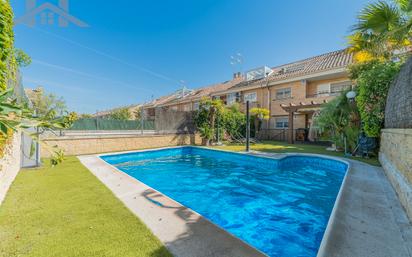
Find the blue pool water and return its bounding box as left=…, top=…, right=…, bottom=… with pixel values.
left=101, top=147, right=347, bottom=257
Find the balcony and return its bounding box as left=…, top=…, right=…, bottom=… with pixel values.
left=306, top=90, right=345, bottom=98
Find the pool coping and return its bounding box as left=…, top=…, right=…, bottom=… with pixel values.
left=79, top=147, right=268, bottom=257
left=79, top=146, right=351, bottom=257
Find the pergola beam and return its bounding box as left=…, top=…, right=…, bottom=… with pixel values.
left=280, top=100, right=327, bottom=144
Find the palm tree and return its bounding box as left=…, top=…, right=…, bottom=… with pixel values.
left=349, top=0, right=412, bottom=60
left=250, top=108, right=270, bottom=133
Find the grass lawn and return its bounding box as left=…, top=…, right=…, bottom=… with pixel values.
left=212, top=140, right=380, bottom=166
left=0, top=157, right=172, bottom=257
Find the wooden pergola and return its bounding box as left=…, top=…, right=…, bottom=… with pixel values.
left=280, top=100, right=327, bottom=144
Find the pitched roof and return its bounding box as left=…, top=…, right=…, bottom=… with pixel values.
left=150, top=78, right=243, bottom=107
left=143, top=93, right=177, bottom=108
left=144, top=49, right=353, bottom=108
left=94, top=104, right=141, bottom=117
left=228, top=49, right=353, bottom=91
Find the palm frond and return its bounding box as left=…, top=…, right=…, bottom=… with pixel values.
left=393, top=0, right=412, bottom=13
left=353, top=1, right=403, bottom=33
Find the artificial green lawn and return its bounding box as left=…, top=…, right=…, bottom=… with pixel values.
left=0, top=157, right=172, bottom=257
left=212, top=140, right=380, bottom=166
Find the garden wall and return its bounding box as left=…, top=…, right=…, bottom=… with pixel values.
left=380, top=129, right=412, bottom=220
left=41, top=133, right=201, bottom=157
left=0, top=133, right=21, bottom=205
left=380, top=57, right=412, bottom=220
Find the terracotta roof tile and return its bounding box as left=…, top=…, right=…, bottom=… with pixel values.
left=156, top=78, right=243, bottom=107
left=229, top=49, right=353, bottom=91
left=143, top=49, right=353, bottom=107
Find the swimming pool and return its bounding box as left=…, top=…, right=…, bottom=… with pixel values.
left=101, top=147, right=348, bottom=257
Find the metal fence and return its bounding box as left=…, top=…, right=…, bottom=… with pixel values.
left=256, top=129, right=288, bottom=141
left=21, top=129, right=40, bottom=168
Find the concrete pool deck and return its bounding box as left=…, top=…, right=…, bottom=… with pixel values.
left=78, top=147, right=412, bottom=257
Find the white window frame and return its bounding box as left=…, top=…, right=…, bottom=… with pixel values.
left=316, top=81, right=352, bottom=97
left=330, top=81, right=352, bottom=95
left=243, top=92, right=257, bottom=103
left=275, top=117, right=289, bottom=129
left=275, top=87, right=292, bottom=100
left=316, top=83, right=330, bottom=96
left=226, top=93, right=237, bottom=105
left=193, top=102, right=199, bottom=111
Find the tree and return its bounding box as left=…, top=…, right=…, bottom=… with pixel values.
left=109, top=107, right=131, bottom=120
left=315, top=91, right=360, bottom=151
left=250, top=107, right=270, bottom=133
left=0, top=88, right=69, bottom=165
left=79, top=113, right=93, bottom=119
left=0, top=0, right=69, bottom=165
left=348, top=0, right=412, bottom=61
left=14, top=49, right=31, bottom=67
left=29, top=88, right=67, bottom=118
left=221, top=103, right=246, bottom=139
left=194, top=98, right=224, bottom=146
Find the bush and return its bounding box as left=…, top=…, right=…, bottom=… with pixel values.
left=315, top=91, right=360, bottom=151
left=109, top=108, right=131, bottom=120
left=221, top=103, right=246, bottom=138
left=194, top=99, right=246, bottom=144
left=349, top=60, right=402, bottom=137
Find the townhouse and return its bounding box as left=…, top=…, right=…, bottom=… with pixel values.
left=142, top=49, right=354, bottom=142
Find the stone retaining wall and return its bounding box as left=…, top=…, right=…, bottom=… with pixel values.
left=0, top=133, right=21, bottom=205
left=41, top=133, right=201, bottom=157
left=380, top=129, right=412, bottom=220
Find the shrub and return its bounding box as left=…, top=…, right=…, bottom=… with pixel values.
left=221, top=103, right=246, bottom=138
left=349, top=60, right=402, bottom=137
left=194, top=99, right=246, bottom=144
left=315, top=91, right=360, bottom=151
left=109, top=108, right=131, bottom=120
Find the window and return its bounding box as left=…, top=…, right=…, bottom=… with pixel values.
left=275, top=117, right=289, bottom=128
left=317, top=84, right=330, bottom=95
left=244, top=92, right=257, bottom=103
left=193, top=102, right=199, bottom=111
left=330, top=81, right=352, bottom=95
left=276, top=88, right=291, bottom=100
left=227, top=93, right=237, bottom=105
left=183, top=104, right=191, bottom=111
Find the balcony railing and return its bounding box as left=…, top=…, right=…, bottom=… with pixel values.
left=306, top=90, right=344, bottom=98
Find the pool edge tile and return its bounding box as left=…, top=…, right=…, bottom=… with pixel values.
left=78, top=153, right=268, bottom=257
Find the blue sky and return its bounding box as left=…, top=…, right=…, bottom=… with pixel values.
left=11, top=0, right=371, bottom=114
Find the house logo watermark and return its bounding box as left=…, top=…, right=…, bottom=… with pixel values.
left=15, top=0, right=88, bottom=27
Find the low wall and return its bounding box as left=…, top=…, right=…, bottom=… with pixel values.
left=379, top=129, right=412, bottom=220
left=41, top=133, right=201, bottom=157
left=0, top=133, right=21, bottom=205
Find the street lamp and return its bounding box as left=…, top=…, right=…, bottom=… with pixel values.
left=344, top=90, right=357, bottom=156
left=346, top=90, right=357, bottom=102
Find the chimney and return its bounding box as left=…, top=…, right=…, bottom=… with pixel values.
left=233, top=72, right=242, bottom=80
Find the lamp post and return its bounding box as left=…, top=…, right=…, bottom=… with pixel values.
left=346, top=90, right=356, bottom=103
left=246, top=101, right=250, bottom=152
left=344, top=90, right=357, bottom=156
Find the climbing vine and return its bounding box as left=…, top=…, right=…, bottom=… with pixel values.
left=349, top=60, right=402, bottom=137
left=0, top=0, right=16, bottom=91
